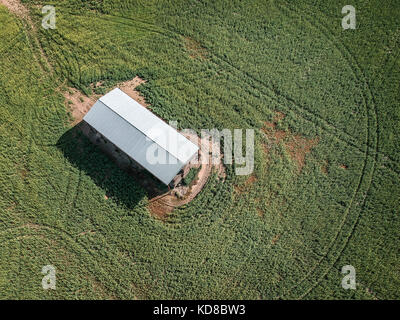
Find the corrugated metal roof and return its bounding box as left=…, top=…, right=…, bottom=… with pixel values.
left=83, top=88, right=199, bottom=185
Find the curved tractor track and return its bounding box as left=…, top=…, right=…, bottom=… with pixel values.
left=0, top=223, right=139, bottom=298
left=274, top=1, right=379, bottom=299
left=1, top=0, right=54, bottom=74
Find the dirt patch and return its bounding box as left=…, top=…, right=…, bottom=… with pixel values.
left=271, top=234, right=281, bottom=245
left=321, top=160, right=329, bottom=175
left=340, top=164, right=348, bottom=169
left=0, top=0, right=30, bottom=19
left=64, top=88, right=100, bottom=125
left=64, top=76, right=147, bottom=125
left=184, top=37, right=208, bottom=59
left=117, top=76, right=148, bottom=107
left=234, top=174, right=257, bottom=194
left=285, top=135, right=319, bottom=172
left=147, top=132, right=226, bottom=219
left=261, top=114, right=318, bottom=173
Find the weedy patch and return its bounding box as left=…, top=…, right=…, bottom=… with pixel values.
left=63, top=87, right=99, bottom=124
left=234, top=174, right=257, bottom=194
left=261, top=112, right=319, bottom=173
left=184, top=37, right=208, bottom=59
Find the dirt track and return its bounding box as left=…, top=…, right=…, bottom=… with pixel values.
left=147, top=131, right=226, bottom=219
left=1, top=0, right=53, bottom=72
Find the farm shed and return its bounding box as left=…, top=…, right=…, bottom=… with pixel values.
left=81, top=88, right=199, bottom=186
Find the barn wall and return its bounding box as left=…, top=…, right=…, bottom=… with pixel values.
left=80, top=121, right=141, bottom=170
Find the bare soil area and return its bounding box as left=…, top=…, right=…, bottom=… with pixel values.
left=147, top=132, right=226, bottom=219
left=184, top=37, right=208, bottom=59
left=117, top=76, right=148, bottom=106
left=0, top=0, right=30, bottom=19
left=64, top=76, right=148, bottom=125
left=64, top=88, right=100, bottom=125
left=261, top=111, right=319, bottom=172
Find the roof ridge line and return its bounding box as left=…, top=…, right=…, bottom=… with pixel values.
left=98, top=89, right=198, bottom=162
left=95, top=98, right=183, bottom=163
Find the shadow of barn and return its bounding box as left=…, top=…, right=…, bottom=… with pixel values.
left=56, top=122, right=168, bottom=210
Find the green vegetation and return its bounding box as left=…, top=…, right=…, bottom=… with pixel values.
left=0, top=0, right=399, bottom=299
left=183, top=167, right=200, bottom=186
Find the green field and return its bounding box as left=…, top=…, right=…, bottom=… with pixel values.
left=0, top=0, right=399, bottom=299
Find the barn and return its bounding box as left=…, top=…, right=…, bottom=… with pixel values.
left=81, top=88, right=199, bottom=187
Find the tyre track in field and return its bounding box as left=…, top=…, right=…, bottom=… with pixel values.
left=0, top=223, right=138, bottom=298
left=61, top=164, right=74, bottom=221
left=281, top=1, right=381, bottom=299
left=20, top=20, right=51, bottom=75
left=6, top=22, right=71, bottom=226
left=103, top=13, right=368, bottom=147
left=37, top=24, right=96, bottom=85
left=99, top=13, right=266, bottom=282
left=0, top=0, right=54, bottom=74
left=41, top=10, right=162, bottom=87
left=274, top=1, right=379, bottom=299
